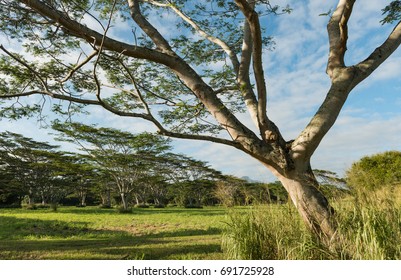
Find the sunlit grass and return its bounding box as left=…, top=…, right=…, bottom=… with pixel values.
left=0, top=206, right=226, bottom=260
left=222, top=187, right=401, bottom=260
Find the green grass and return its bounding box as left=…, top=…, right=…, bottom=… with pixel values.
left=2, top=188, right=400, bottom=260
left=222, top=188, right=401, bottom=260
left=0, top=206, right=226, bottom=260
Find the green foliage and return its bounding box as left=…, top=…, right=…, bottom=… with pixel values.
left=346, top=151, right=401, bottom=192
left=0, top=0, right=290, bottom=133
left=381, top=1, right=401, bottom=24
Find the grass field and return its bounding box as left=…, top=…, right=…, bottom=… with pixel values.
left=0, top=206, right=227, bottom=260
left=1, top=188, right=400, bottom=260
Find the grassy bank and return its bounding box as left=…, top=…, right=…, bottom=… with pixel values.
left=0, top=206, right=226, bottom=260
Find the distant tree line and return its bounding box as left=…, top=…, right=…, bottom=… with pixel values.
left=0, top=125, right=288, bottom=209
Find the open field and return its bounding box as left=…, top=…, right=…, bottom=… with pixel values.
left=0, top=206, right=227, bottom=260
left=1, top=187, right=400, bottom=260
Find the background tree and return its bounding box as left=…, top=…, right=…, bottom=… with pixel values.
left=314, top=169, right=349, bottom=200
left=1, top=0, right=401, bottom=243
left=346, top=151, right=401, bottom=192
left=0, top=131, right=62, bottom=205
left=52, top=122, right=172, bottom=210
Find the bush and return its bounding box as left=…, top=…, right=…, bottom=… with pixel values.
left=99, top=204, right=113, bottom=209
left=25, top=204, right=38, bottom=210
left=153, top=204, right=165, bottom=208
left=0, top=203, right=21, bottom=209
left=346, top=150, right=401, bottom=192
left=117, top=207, right=133, bottom=214
left=134, top=203, right=149, bottom=208
left=184, top=204, right=203, bottom=209
left=50, top=203, right=58, bottom=212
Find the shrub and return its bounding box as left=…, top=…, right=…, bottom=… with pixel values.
left=117, top=207, right=133, bottom=214
left=134, top=204, right=149, bottom=208
left=153, top=204, right=165, bottom=208
left=184, top=204, right=203, bottom=209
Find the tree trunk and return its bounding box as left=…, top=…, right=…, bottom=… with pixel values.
left=274, top=167, right=337, bottom=246
left=101, top=188, right=111, bottom=207
left=120, top=193, right=129, bottom=210
left=80, top=193, right=86, bottom=207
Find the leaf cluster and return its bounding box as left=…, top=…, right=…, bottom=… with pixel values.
left=381, top=1, right=401, bottom=24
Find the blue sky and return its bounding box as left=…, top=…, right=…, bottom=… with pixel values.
left=1, top=0, right=401, bottom=182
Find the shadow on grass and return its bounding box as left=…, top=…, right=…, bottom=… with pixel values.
left=58, top=206, right=226, bottom=217
left=0, top=216, right=223, bottom=260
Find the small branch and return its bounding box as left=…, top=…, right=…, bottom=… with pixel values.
left=0, top=44, right=48, bottom=91
left=61, top=50, right=99, bottom=83
left=214, top=85, right=239, bottom=95
left=0, top=90, right=101, bottom=105
left=162, top=0, right=240, bottom=73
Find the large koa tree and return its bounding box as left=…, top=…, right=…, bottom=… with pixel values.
left=0, top=0, right=401, bottom=244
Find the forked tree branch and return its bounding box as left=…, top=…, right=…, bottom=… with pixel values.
left=294, top=1, right=401, bottom=162
left=234, top=0, right=273, bottom=141
left=326, top=0, right=355, bottom=79
left=237, top=3, right=260, bottom=131
left=61, top=50, right=99, bottom=83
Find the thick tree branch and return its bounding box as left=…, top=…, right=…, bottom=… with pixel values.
left=127, top=0, right=175, bottom=55
left=326, top=0, right=355, bottom=79
left=354, top=20, right=401, bottom=84
left=19, top=0, right=176, bottom=66
left=234, top=0, right=276, bottom=142
left=237, top=6, right=260, bottom=130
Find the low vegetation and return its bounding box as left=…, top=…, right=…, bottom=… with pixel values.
left=0, top=206, right=226, bottom=260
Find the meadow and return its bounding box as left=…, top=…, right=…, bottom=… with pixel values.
left=1, top=186, right=400, bottom=260
left=0, top=206, right=226, bottom=260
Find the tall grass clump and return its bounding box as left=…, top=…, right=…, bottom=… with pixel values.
left=335, top=186, right=401, bottom=259
left=221, top=205, right=332, bottom=260
left=222, top=186, right=401, bottom=260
